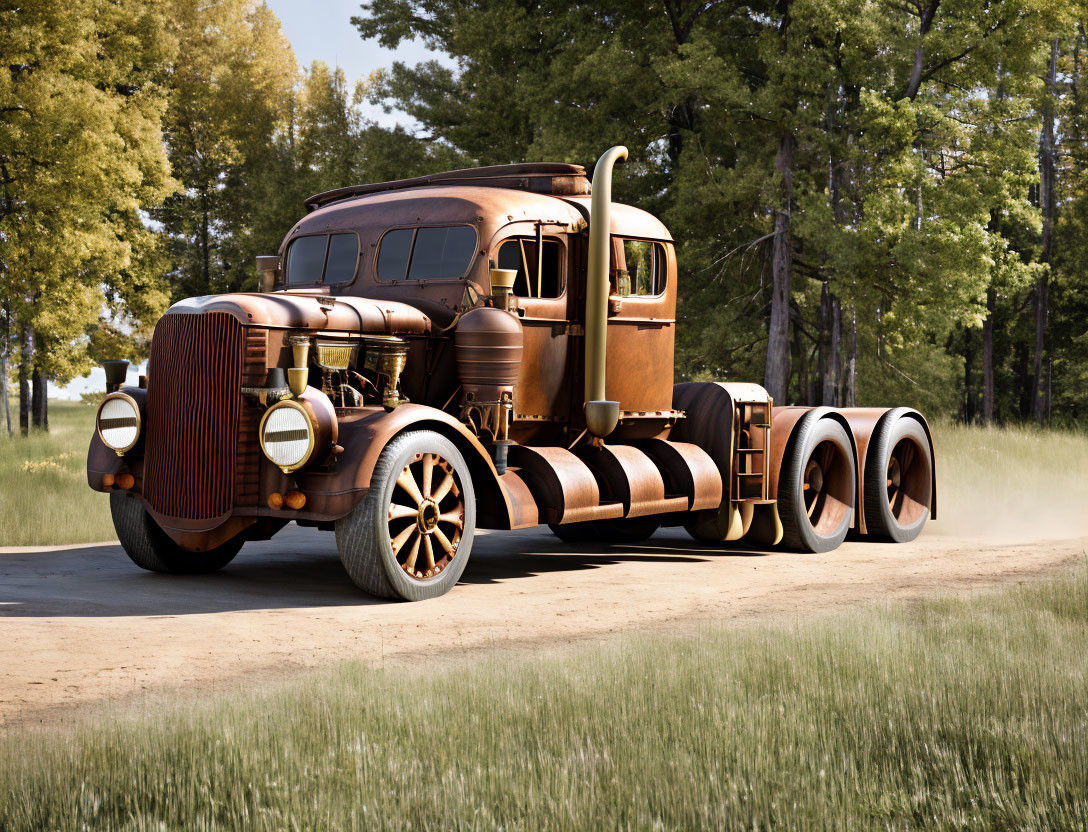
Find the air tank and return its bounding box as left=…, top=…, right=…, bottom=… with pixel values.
left=454, top=306, right=524, bottom=398
left=454, top=306, right=524, bottom=473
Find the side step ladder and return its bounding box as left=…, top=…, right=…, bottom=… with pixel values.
left=732, top=399, right=774, bottom=503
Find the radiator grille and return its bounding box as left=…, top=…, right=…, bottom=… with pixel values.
left=144, top=312, right=243, bottom=520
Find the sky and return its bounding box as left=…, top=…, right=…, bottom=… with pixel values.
left=265, top=0, right=450, bottom=128
left=56, top=0, right=450, bottom=400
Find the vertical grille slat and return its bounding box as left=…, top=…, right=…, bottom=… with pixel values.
left=144, top=312, right=243, bottom=520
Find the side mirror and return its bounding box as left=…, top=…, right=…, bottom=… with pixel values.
left=256, top=255, right=280, bottom=293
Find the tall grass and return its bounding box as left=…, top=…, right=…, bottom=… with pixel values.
left=0, top=401, right=113, bottom=547
left=2, top=567, right=1086, bottom=830
left=929, top=420, right=1088, bottom=539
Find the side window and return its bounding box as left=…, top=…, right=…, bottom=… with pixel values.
left=285, top=233, right=359, bottom=285
left=611, top=238, right=667, bottom=297
left=286, top=235, right=327, bottom=285
left=376, top=225, right=478, bottom=281
left=496, top=237, right=563, bottom=298
left=324, top=233, right=359, bottom=284
left=375, top=228, right=414, bottom=281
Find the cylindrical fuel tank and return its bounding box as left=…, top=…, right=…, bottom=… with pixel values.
left=454, top=306, right=524, bottom=396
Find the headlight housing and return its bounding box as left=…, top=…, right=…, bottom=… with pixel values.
left=259, top=399, right=316, bottom=474
left=96, top=392, right=142, bottom=456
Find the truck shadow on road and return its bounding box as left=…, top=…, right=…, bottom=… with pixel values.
left=0, top=527, right=770, bottom=618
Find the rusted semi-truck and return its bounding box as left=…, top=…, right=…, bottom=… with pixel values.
left=88, top=147, right=935, bottom=601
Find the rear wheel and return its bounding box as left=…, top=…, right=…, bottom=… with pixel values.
left=863, top=417, right=932, bottom=542
left=336, top=431, right=475, bottom=601
left=778, top=418, right=855, bottom=553
left=110, top=492, right=243, bottom=574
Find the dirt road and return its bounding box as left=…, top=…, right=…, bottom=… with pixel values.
left=2, top=523, right=1084, bottom=726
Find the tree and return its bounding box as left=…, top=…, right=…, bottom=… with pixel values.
left=155, top=0, right=297, bottom=300
left=0, top=0, right=177, bottom=432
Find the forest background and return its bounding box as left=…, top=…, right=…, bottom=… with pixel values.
left=2, top=0, right=1086, bottom=434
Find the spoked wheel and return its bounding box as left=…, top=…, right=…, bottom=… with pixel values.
left=863, top=416, right=932, bottom=542
left=778, top=417, right=856, bottom=553
left=336, top=430, right=475, bottom=601
left=388, top=451, right=465, bottom=580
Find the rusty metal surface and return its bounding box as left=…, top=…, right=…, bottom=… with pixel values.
left=507, top=445, right=625, bottom=524
left=767, top=406, right=817, bottom=502
left=306, top=162, right=591, bottom=210
left=638, top=438, right=723, bottom=512
left=285, top=185, right=586, bottom=304
left=496, top=470, right=539, bottom=529
left=577, top=443, right=690, bottom=518
left=670, top=382, right=736, bottom=486
left=561, top=197, right=674, bottom=241
left=167, top=292, right=433, bottom=334
left=454, top=307, right=524, bottom=392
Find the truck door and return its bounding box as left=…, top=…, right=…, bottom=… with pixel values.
left=490, top=224, right=576, bottom=442
left=602, top=236, right=677, bottom=417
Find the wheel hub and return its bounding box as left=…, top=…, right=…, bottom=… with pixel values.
left=417, top=499, right=439, bottom=534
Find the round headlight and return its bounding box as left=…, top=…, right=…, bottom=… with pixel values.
left=259, top=400, right=315, bottom=473
left=97, top=392, right=141, bottom=455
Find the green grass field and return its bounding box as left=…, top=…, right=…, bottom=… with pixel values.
left=2, top=567, right=1086, bottom=829
left=0, top=400, right=114, bottom=547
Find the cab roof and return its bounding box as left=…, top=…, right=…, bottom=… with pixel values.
left=287, top=183, right=672, bottom=250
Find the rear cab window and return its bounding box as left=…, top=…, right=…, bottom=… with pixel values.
left=285, top=233, right=360, bottom=286
left=376, top=225, right=478, bottom=281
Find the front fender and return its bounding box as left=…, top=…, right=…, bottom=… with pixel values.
left=296, top=404, right=529, bottom=529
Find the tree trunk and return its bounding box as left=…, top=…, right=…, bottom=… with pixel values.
left=1033, top=37, right=1058, bottom=425
left=982, top=287, right=995, bottom=425
left=1016, top=342, right=1030, bottom=418
left=32, top=366, right=47, bottom=431
left=904, top=0, right=940, bottom=100
left=18, top=324, right=31, bottom=436
left=201, top=188, right=211, bottom=293
left=0, top=308, right=10, bottom=437
left=963, top=327, right=975, bottom=423
left=845, top=305, right=857, bottom=407
left=824, top=293, right=841, bottom=405
left=764, top=131, right=794, bottom=404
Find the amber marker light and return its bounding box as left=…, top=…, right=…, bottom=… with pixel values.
left=102, top=473, right=115, bottom=488
left=116, top=473, right=135, bottom=490
left=268, top=492, right=284, bottom=510
left=284, top=490, right=306, bottom=510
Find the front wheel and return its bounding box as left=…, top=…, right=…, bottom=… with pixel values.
left=336, top=430, right=476, bottom=601
left=110, top=492, right=243, bottom=574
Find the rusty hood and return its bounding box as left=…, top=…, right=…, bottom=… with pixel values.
left=164, top=290, right=432, bottom=334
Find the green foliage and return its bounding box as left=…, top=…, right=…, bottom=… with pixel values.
left=354, top=0, right=1084, bottom=420
left=0, top=0, right=177, bottom=385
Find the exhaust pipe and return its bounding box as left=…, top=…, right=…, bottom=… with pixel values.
left=584, top=145, right=628, bottom=439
